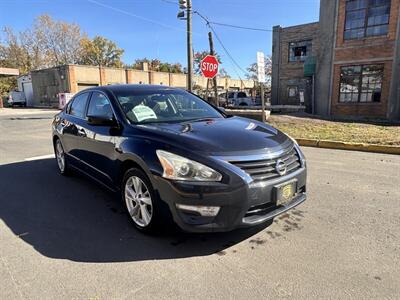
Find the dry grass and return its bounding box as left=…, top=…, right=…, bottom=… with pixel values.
left=267, top=114, right=400, bottom=146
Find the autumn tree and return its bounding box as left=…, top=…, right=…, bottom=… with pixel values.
left=0, top=14, right=84, bottom=71
left=80, top=36, right=124, bottom=67
left=34, top=14, right=83, bottom=66
left=131, top=58, right=183, bottom=73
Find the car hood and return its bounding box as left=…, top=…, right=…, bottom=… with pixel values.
left=137, top=117, right=291, bottom=156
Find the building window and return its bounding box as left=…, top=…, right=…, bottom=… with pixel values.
left=288, top=86, right=298, bottom=98
left=289, top=40, right=312, bottom=62
left=344, top=0, right=391, bottom=40
left=339, top=64, right=383, bottom=103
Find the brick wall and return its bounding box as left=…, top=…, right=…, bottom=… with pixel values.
left=336, top=0, right=399, bottom=48
left=331, top=0, right=399, bottom=118
left=274, top=22, right=319, bottom=107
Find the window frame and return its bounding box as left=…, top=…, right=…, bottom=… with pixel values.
left=338, top=64, right=384, bottom=104
left=344, top=0, right=391, bottom=40
left=288, top=40, right=312, bottom=63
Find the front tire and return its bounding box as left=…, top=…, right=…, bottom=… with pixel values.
left=54, top=138, right=70, bottom=175
left=122, top=168, right=162, bottom=233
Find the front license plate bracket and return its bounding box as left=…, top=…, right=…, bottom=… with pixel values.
left=274, top=179, right=297, bottom=206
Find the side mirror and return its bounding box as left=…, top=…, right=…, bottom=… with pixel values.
left=218, top=107, right=225, bottom=113
left=87, top=115, right=118, bottom=127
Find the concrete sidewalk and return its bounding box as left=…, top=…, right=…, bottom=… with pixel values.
left=0, top=107, right=60, bottom=116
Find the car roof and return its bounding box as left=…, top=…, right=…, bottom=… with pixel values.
left=86, top=84, right=182, bottom=93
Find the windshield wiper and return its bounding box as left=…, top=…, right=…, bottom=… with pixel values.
left=182, top=117, right=216, bottom=123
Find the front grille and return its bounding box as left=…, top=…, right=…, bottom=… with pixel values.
left=230, top=147, right=301, bottom=182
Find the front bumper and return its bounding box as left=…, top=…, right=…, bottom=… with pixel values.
left=153, top=166, right=307, bottom=233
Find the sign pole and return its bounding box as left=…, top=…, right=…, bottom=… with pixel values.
left=261, top=83, right=265, bottom=122
left=199, top=55, right=219, bottom=104
left=257, top=51, right=266, bottom=122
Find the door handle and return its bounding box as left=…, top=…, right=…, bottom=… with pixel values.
left=77, top=128, right=86, bottom=137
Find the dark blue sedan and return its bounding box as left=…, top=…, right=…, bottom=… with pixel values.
left=52, top=85, right=307, bottom=233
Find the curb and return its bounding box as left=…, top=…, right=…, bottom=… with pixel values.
left=295, top=138, right=400, bottom=155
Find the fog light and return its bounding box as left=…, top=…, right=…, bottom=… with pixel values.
left=176, top=204, right=220, bottom=217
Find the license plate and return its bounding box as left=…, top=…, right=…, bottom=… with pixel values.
left=275, top=180, right=297, bottom=206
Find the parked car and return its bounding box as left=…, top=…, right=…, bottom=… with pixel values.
left=220, top=91, right=254, bottom=107
left=8, top=91, right=26, bottom=107
left=52, top=85, right=307, bottom=233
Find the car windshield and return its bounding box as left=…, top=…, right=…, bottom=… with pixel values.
left=114, top=88, right=224, bottom=124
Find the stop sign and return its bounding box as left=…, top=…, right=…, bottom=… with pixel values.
left=200, top=55, right=219, bottom=79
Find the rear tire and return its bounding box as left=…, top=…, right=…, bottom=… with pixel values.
left=122, top=168, right=164, bottom=234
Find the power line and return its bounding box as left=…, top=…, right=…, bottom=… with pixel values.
left=209, top=25, right=248, bottom=78
left=160, top=0, right=272, bottom=32
left=160, top=0, right=179, bottom=5
left=209, top=21, right=272, bottom=32
left=87, top=0, right=201, bottom=36
left=194, top=11, right=249, bottom=81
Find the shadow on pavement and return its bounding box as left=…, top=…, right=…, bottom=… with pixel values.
left=0, top=159, right=279, bottom=263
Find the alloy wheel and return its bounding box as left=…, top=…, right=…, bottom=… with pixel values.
left=125, top=176, right=153, bottom=227
left=55, top=140, right=65, bottom=173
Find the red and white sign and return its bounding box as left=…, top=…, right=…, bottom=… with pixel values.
left=200, top=55, right=219, bottom=79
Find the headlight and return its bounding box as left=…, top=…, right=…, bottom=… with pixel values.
left=156, top=150, right=222, bottom=182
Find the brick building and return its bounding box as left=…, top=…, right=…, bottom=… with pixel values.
left=30, top=64, right=254, bottom=107
left=272, top=0, right=400, bottom=120
left=271, top=22, right=319, bottom=112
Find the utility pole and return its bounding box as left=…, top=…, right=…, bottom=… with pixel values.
left=208, top=31, right=219, bottom=106
left=178, top=0, right=193, bottom=91
left=186, top=0, right=193, bottom=92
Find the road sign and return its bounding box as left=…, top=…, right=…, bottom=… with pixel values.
left=257, top=51, right=266, bottom=83
left=200, top=55, right=219, bottom=79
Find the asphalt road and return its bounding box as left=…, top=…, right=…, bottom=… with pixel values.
left=1, top=108, right=399, bottom=299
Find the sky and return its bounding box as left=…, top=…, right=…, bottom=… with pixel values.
left=0, top=0, right=320, bottom=78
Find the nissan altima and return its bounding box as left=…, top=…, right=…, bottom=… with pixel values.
left=52, top=85, right=307, bottom=233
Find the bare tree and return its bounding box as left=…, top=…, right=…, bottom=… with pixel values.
left=34, top=14, right=83, bottom=66
left=0, top=14, right=84, bottom=71
left=218, top=68, right=230, bottom=78
left=245, top=55, right=272, bottom=87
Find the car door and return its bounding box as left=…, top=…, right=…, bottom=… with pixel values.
left=79, top=91, right=118, bottom=186
left=61, top=92, right=90, bottom=167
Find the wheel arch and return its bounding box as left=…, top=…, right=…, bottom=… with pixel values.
left=117, top=154, right=157, bottom=188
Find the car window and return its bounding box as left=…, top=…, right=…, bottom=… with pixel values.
left=228, top=92, right=234, bottom=99
left=69, top=93, right=89, bottom=118
left=87, top=92, right=114, bottom=119
left=237, top=92, right=247, bottom=98
left=114, top=89, right=223, bottom=124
